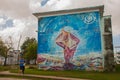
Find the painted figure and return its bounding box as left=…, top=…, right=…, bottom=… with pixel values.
left=56, top=29, right=80, bottom=63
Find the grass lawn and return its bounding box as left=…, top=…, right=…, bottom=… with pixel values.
left=0, top=65, right=11, bottom=71
left=9, top=64, right=120, bottom=80
left=1, top=64, right=120, bottom=80
left=24, top=69, right=120, bottom=80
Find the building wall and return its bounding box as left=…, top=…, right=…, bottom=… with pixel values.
left=37, top=11, right=104, bottom=70
left=102, top=16, right=115, bottom=71
left=0, top=56, right=5, bottom=65
left=115, top=52, right=120, bottom=64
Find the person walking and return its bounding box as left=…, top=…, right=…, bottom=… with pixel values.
left=19, top=57, right=25, bottom=74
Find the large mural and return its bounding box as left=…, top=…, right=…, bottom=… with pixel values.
left=37, top=11, right=103, bottom=70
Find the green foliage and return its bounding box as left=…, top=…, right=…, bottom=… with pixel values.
left=0, top=39, right=7, bottom=57
left=0, top=38, right=10, bottom=66
left=24, top=40, right=37, bottom=60
left=21, top=37, right=37, bottom=64
left=115, top=64, right=120, bottom=72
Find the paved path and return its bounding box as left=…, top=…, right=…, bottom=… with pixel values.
left=0, top=78, right=28, bottom=80
left=0, top=71, right=90, bottom=80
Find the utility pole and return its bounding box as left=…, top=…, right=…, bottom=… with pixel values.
left=17, top=35, right=22, bottom=50
left=17, top=35, right=22, bottom=64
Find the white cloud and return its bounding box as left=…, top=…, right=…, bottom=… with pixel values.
left=69, top=0, right=103, bottom=8
left=0, top=18, right=5, bottom=25
left=48, top=0, right=71, bottom=10
left=0, top=16, right=37, bottom=50
left=30, top=0, right=41, bottom=13
left=35, top=0, right=103, bottom=12
left=0, top=19, right=25, bottom=49
left=0, top=15, right=13, bottom=30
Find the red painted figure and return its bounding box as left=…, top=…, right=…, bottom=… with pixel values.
left=56, top=29, right=80, bottom=63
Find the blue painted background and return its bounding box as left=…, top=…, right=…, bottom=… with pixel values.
left=37, top=11, right=103, bottom=70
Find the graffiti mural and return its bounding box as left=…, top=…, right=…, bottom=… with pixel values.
left=37, top=11, right=103, bottom=70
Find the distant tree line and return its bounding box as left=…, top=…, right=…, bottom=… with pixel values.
left=0, top=37, right=37, bottom=65
left=21, top=37, right=37, bottom=64
left=0, top=38, right=12, bottom=66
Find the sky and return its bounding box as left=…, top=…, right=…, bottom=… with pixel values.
left=0, top=0, right=120, bottom=50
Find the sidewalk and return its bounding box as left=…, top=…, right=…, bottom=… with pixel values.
left=0, top=71, right=90, bottom=80
left=0, top=78, right=28, bottom=80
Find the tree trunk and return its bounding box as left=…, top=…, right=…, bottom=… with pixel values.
left=4, top=51, right=8, bottom=66
left=35, top=59, right=36, bottom=65
left=26, top=59, right=30, bottom=64
left=4, top=57, right=7, bottom=66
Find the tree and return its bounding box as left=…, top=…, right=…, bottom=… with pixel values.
left=0, top=38, right=10, bottom=66
left=21, top=37, right=37, bottom=64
